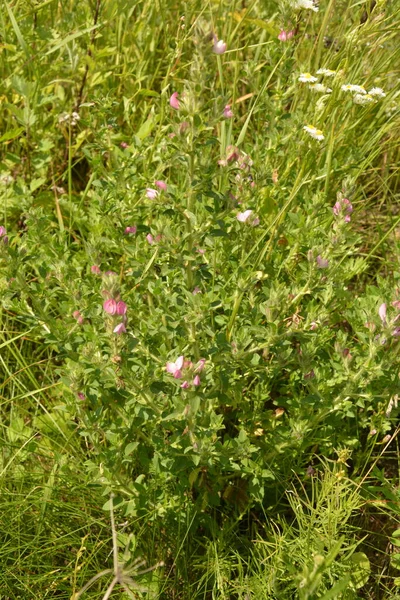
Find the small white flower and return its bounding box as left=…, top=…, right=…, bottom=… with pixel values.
left=341, top=84, right=367, bottom=94
left=309, top=83, right=332, bottom=93
left=316, top=68, right=336, bottom=77
left=293, top=0, right=319, bottom=11
left=303, top=125, right=324, bottom=141
left=369, top=87, right=386, bottom=98
left=353, top=93, right=375, bottom=105
left=299, top=72, right=318, bottom=83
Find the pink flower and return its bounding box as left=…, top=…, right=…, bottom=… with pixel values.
left=278, top=29, right=295, bottom=41
left=213, top=39, right=227, bottom=54
left=91, top=265, right=102, bottom=274
left=105, top=271, right=117, bottom=276
left=120, top=142, right=128, bottom=149
left=169, top=92, right=180, bottom=110
left=193, top=286, right=202, bottom=295
left=181, top=380, right=190, bottom=389
left=237, top=210, right=254, bottom=223
left=333, top=198, right=353, bottom=222
left=146, top=188, right=158, bottom=199
left=116, top=301, right=127, bottom=315
left=146, top=233, right=154, bottom=245
left=73, top=310, right=84, bottom=325
left=195, top=359, right=206, bottom=373
left=166, top=356, right=184, bottom=379
left=310, top=322, right=318, bottom=330
left=392, top=301, right=400, bottom=310
left=103, top=298, right=117, bottom=315
left=155, top=180, right=167, bottom=191
left=196, top=248, right=206, bottom=255
left=379, top=303, right=387, bottom=324
left=113, top=322, right=127, bottom=334
left=124, top=226, right=137, bottom=234
left=316, top=255, right=329, bottom=269
left=223, top=104, right=233, bottom=118
left=193, top=375, right=201, bottom=386
left=0, top=226, right=6, bottom=237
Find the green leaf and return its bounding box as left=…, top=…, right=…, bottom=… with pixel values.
left=349, top=552, right=370, bottom=588
left=0, top=127, right=25, bottom=142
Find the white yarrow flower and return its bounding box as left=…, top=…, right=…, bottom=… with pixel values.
left=293, top=0, right=319, bottom=11
left=303, top=125, right=324, bottom=141
left=341, top=84, right=367, bottom=94
left=316, top=68, right=336, bottom=77
left=369, top=87, right=386, bottom=98
left=309, top=83, right=332, bottom=93
left=299, top=72, right=318, bottom=83
left=353, top=93, right=375, bottom=105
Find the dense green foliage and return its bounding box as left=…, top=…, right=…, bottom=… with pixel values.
left=1, top=0, right=400, bottom=598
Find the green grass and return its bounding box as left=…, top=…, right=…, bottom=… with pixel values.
left=1, top=0, right=400, bottom=598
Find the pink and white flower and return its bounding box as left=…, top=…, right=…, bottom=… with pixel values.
left=166, top=356, right=184, bottom=379
left=169, top=92, right=180, bottom=110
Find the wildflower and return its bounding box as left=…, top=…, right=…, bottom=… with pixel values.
left=316, top=255, right=329, bottom=268
left=193, top=375, right=201, bottom=386
left=0, top=226, right=6, bottom=237
left=195, top=359, right=206, bottom=373
left=180, top=380, right=190, bottom=389
left=369, top=87, right=386, bottom=98
left=293, top=0, right=318, bottom=10
left=103, top=299, right=117, bottom=315
left=379, top=303, right=387, bottom=325
left=193, top=286, right=202, bottom=295
left=303, top=125, right=324, bottom=140
left=73, top=310, right=84, bottom=325
left=237, top=210, right=259, bottom=226
left=223, top=104, right=234, bottom=118
left=166, top=356, right=184, bottom=379
left=309, top=83, right=332, bottom=93
left=299, top=72, right=318, bottom=83
left=353, top=93, right=375, bottom=105
left=393, top=327, right=400, bottom=337
left=116, top=301, right=127, bottom=315
left=333, top=198, right=353, bottom=222
left=146, top=188, right=158, bottom=199
left=392, top=300, right=400, bottom=310
left=169, top=92, right=180, bottom=110
left=278, top=29, right=295, bottom=41
left=341, top=84, right=366, bottom=94
left=124, top=226, right=137, bottom=235
left=77, top=392, right=86, bottom=401
left=146, top=233, right=154, bottom=245
left=196, top=248, right=206, bottom=255
left=316, top=68, right=336, bottom=77
left=105, top=270, right=117, bottom=276
left=213, top=39, right=227, bottom=54
left=120, top=142, right=128, bottom=149
left=91, top=265, right=102, bottom=274
left=310, top=322, right=318, bottom=330
left=113, top=322, right=126, bottom=334
left=155, top=180, right=167, bottom=191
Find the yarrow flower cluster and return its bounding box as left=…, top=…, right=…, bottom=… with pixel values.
left=293, top=0, right=318, bottom=11
left=166, top=356, right=206, bottom=389
left=58, top=111, right=80, bottom=126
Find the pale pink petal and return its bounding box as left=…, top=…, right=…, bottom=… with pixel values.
left=176, top=356, right=184, bottom=370
left=169, top=92, right=180, bottom=110
left=379, top=303, right=387, bottom=324
left=193, top=375, right=201, bottom=386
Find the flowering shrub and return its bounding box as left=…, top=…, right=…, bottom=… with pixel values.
left=0, top=0, right=399, bottom=595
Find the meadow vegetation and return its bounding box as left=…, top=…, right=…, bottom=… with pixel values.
left=0, top=0, right=400, bottom=597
